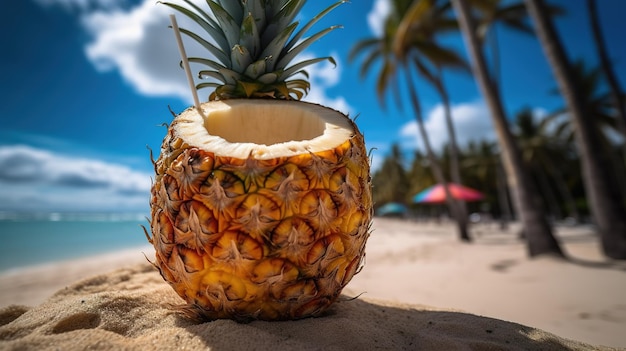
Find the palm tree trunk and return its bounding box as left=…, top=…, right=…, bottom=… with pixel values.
left=525, top=0, right=626, bottom=259
left=535, top=168, right=562, bottom=220
left=406, top=70, right=471, bottom=242
left=451, top=0, right=563, bottom=257
left=496, top=162, right=511, bottom=230
left=586, top=0, right=626, bottom=139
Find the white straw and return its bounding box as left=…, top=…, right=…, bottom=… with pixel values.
left=169, top=14, right=202, bottom=115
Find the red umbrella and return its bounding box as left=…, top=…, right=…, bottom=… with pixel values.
left=413, top=183, right=484, bottom=203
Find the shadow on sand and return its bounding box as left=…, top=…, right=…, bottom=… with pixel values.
left=179, top=296, right=593, bottom=351
left=472, top=226, right=626, bottom=272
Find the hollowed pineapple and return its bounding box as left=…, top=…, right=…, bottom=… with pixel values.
left=147, top=0, right=372, bottom=321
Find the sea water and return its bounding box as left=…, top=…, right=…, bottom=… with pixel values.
left=0, top=212, right=151, bottom=272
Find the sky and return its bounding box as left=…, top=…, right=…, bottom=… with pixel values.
left=1, top=0, right=625, bottom=214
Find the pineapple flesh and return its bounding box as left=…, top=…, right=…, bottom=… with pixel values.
left=148, top=0, right=372, bottom=320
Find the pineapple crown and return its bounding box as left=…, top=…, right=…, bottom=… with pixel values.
left=161, top=0, right=346, bottom=101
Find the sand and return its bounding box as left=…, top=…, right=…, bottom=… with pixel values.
left=1, top=218, right=625, bottom=350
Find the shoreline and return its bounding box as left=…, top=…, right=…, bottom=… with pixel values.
left=0, top=244, right=154, bottom=275
left=0, top=245, right=154, bottom=308
left=1, top=218, right=625, bottom=348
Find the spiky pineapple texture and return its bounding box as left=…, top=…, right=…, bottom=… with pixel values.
left=162, top=0, right=345, bottom=100
left=147, top=100, right=372, bottom=320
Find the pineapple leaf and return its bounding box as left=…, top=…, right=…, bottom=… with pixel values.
left=198, top=67, right=242, bottom=86
left=265, top=0, right=290, bottom=20
left=238, top=81, right=265, bottom=97
left=277, top=25, right=342, bottom=70
left=243, top=0, right=266, bottom=31
left=211, top=85, right=237, bottom=100
left=274, top=82, right=293, bottom=99
left=216, top=0, right=243, bottom=24
left=207, top=1, right=240, bottom=51
left=261, top=0, right=305, bottom=47
left=179, top=0, right=223, bottom=34
left=260, top=22, right=298, bottom=72
left=231, top=45, right=253, bottom=73
left=254, top=91, right=277, bottom=98
left=187, top=57, right=226, bottom=71
left=284, top=1, right=346, bottom=53
left=275, top=0, right=306, bottom=25
left=219, top=68, right=243, bottom=85
left=244, top=58, right=268, bottom=79
left=198, top=70, right=227, bottom=83
left=239, top=13, right=260, bottom=58
left=160, top=1, right=230, bottom=54
left=286, top=80, right=309, bottom=100
left=286, top=79, right=310, bottom=90
left=166, top=0, right=343, bottom=101
left=178, top=27, right=230, bottom=67
left=291, top=69, right=309, bottom=80
left=257, top=72, right=279, bottom=84
left=197, top=81, right=221, bottom=90
left=282, top=56, right=336, bottom=79
left=290, top=90, right=305, bottom=100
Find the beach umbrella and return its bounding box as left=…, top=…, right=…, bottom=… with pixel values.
left=376, top=202, right=408, bottom=216
left=413, top=183, right=484, bottom=204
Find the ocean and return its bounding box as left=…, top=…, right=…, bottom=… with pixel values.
left=0, top=212, right=152, bottom=272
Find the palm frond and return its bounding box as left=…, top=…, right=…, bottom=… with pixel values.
left=348, top=38, right=380, bottom=63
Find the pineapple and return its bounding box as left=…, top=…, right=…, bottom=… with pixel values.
left=146, top=0, right=372, bottom=321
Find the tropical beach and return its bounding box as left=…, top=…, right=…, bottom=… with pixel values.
left=1, top=218, right=625, bottom=350
left=2, top=0, right=626, bottom=350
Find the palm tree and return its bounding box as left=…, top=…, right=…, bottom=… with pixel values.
left=451, top=0, right=564, bottom=257
left=524, top=0, right=626, bottom=259
left=586, top=0, right=626, bottom=141
left=407, top=150, right=437, bottom=197
left=372, top=144, right=411, bottom=206
left=470, top=0, right=562, bottom=87
left=393, top=0, right=470, bottom=234
left=471, top=0, right=533, bottom=90
left=463, top=140, right=513, bottom=229
left=512, top=108, right=580, bottom=222
left=465, top=0, right=539, bottom=228
left=350, top=0, right=471, bottom=241
left=549, top=61, right=626, bottom=218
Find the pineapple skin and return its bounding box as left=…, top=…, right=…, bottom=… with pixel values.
left=149, top=103, right=372, bottom=321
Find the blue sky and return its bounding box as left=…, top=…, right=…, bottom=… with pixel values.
left=1, top=0, right=625, bottom=213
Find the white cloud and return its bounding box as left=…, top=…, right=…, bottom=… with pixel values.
left=80, top=0, right=349, bottom=108
left=399, top=101, right=495, bottom=152
left=0, top=145, right=151, bottom=212
left=300, top=52, right=353, bottom=115
left=82, top=1, right=195, bottom=102
left=367, top=0, right=391, bottom=37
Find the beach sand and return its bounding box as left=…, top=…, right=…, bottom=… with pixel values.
left=1, top=218, right=625, bottom=350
